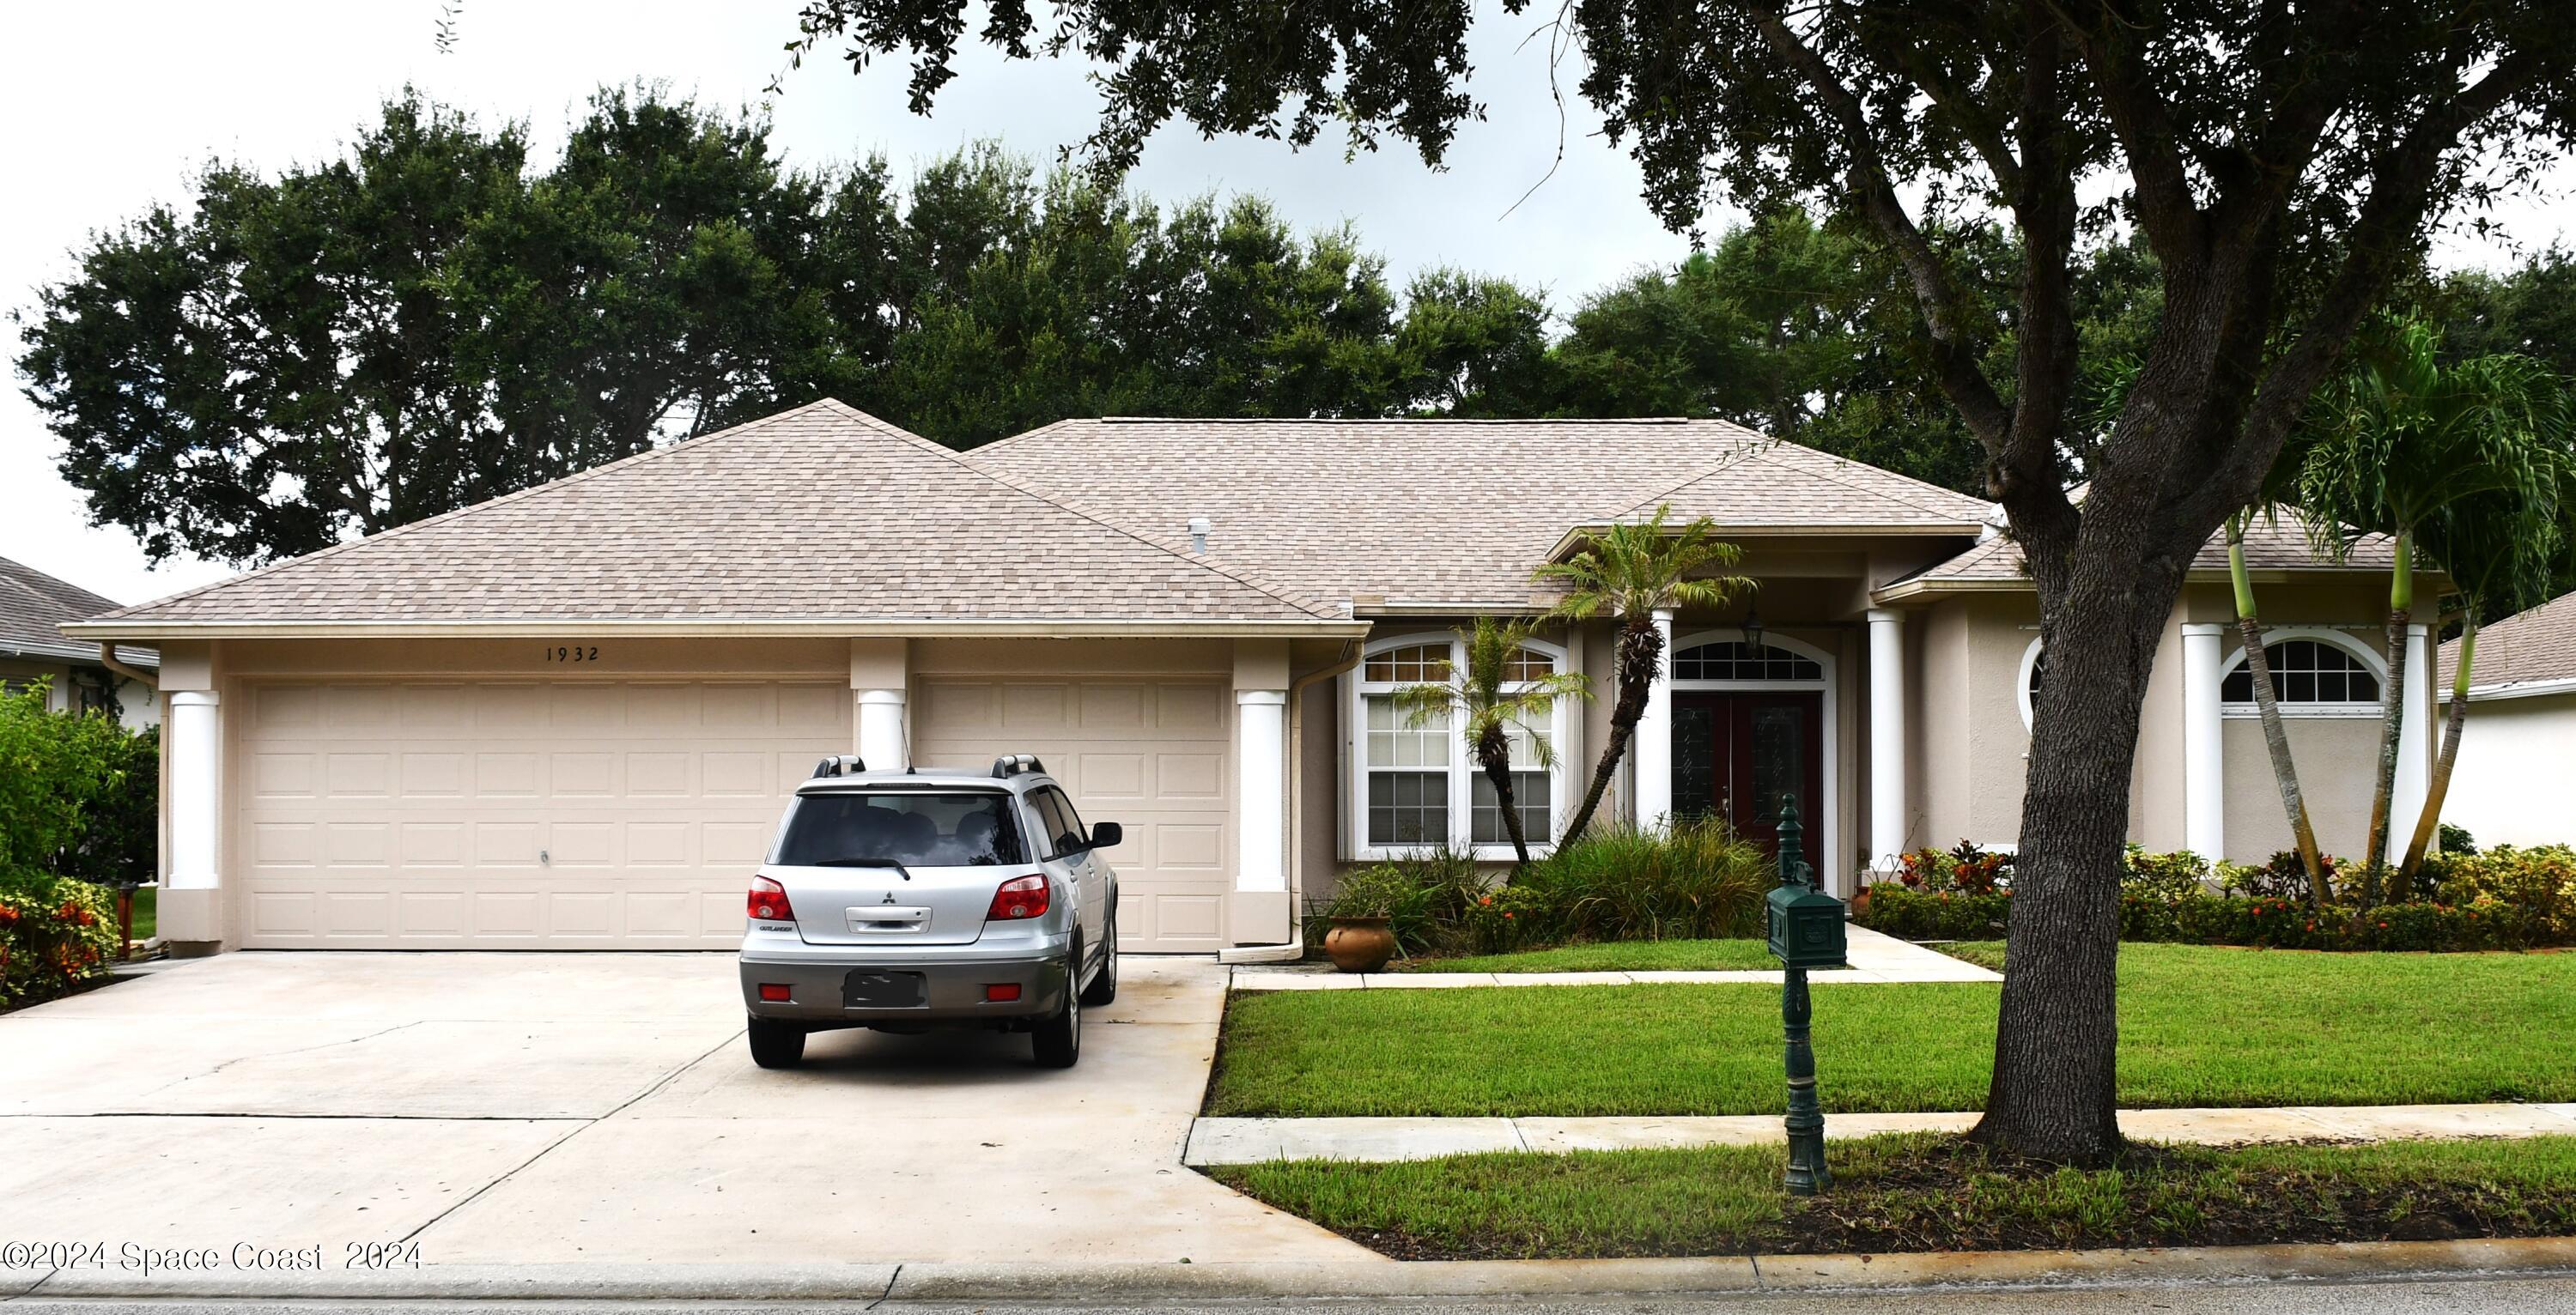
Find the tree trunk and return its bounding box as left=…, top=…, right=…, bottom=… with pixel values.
left=2239, top=616, right=2329, bottom=905
left=2228, top=518, right=2327, bottom=905
left=1556, top=618, right=1662, bottom=848
left=2399, top=617, right=2474, bottom=878
left=1969, top=512, right=2186, bottom=1167
left=2362, top=533, right=2415, bottom=900
left=1478, top=722, right=1534, bottom=869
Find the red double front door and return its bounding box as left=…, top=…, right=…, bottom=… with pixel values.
left=1671, top=691, right=1824, bottom=852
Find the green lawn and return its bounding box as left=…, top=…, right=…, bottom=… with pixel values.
left=1392, top=938, right=1781, bottom=973
left=131, top=885, right=155, bottom=942
left=1212, top=1133, right=2576, bottom=1259
left=1209, top=942, right=2576, bottom=1116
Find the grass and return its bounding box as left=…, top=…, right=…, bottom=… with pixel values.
left=1391, top=938, right=1781, bottom=973
left=1209, top=942, right=2576, bottom=1117
left=131, top=885, right=155, bottom=941
left=1212, top=1132, right=2576, bottom=1259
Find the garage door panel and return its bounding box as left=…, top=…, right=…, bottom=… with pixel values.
left=914, top=674, right=1233, bottom=953
left=234, top=679, right=847, bottom=948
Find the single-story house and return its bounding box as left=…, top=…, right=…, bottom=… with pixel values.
left=64, top=401, right=2437, bottom=955
left=2438, top=591, right=2576, bottom=849
left=3, top=554, right=158, bottom=727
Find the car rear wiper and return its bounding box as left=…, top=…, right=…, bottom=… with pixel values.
left=813, top=857, right=914, bottom=879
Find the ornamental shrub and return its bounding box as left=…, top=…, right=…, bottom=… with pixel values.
left=1857, top=843, right=2576, bottom=953
left=0, top=872, right=121, bottom=1009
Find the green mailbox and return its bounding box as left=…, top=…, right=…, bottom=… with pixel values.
left=1765, top=793, right=1846, bottom=968
left=1767, top=881, right=1848, bottom=969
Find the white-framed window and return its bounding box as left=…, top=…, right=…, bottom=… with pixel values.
left=2017, top=636, right=2047, bottom=731
left=2221, top=628, right=2386, bottom=717
left=1347, top=631, right=1572, bottom=859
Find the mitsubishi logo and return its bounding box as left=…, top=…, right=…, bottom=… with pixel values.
left=880, top=892, right=898, bottom=905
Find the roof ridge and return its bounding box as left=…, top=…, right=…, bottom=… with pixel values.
left=91, top=399, right=855, bottom=622
left=821, top=401, right=1342, bottom=619
left=959, top=415, right=1088, bottom=459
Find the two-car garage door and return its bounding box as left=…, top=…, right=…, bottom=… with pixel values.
left=235, top=680, right=851, bottom=948
left=233, top=674, right=1236, bottom=952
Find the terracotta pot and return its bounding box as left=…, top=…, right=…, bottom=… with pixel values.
left=1323, top=917, right=1397, bottom=973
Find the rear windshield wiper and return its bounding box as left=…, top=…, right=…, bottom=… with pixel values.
left=812, top=857, right=914, bottom=879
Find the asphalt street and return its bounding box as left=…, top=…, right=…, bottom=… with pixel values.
left=9, top=1274, right=2576, bottom=1314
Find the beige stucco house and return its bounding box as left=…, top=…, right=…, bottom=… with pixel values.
left=3, top=554, right=158, bottom=728
left=64, top=400, right=2434, bottom=956
left=2438, top=591, right=2576, bottom=849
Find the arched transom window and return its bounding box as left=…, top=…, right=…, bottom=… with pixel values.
left=2222, top=637, right=2382, bottom=706
left=1351, top=633, right=1570, bottom=856
left=1673, top=640, right=1824, bottom=682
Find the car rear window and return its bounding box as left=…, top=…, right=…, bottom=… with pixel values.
left=774, top=791, right=1027, bottom=867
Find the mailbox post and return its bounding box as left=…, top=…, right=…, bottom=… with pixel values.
left=1765, top=794, right=1845, bottom=1195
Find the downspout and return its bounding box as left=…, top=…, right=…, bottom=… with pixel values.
left=1217, top=638, right=1362, bottom=965
left=98, top=643, right=159, bottom=694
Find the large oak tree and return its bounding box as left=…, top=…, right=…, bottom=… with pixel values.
left=775, top=0, right=2576, bottom=1160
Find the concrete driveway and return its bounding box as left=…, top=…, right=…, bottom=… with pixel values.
left=0, top=953, right=1370, bottom=1267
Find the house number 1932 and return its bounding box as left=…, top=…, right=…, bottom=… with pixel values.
left=545, top=645, right=601, bottom=663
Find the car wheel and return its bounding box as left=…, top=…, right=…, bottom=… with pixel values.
left=1032, top=948, right=1082, bottom=1070
left=1078, top=914, right=1119, bottom=1007
left=746, top=1015, right=806, bottom=1070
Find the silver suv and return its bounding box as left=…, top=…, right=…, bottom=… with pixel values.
left=738, top=754, right=1121, bottom=1070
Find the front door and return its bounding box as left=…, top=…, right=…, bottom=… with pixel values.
left=1671, top=692, right=1824, bottom=852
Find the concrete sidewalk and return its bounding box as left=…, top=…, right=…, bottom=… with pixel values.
left=1184, top=1101, right=2576, bottom=1165
left=1231, top=924, right=1999, bottom=991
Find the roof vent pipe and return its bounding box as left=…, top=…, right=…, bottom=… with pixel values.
left=1188, top=516, right=1212, bottom=554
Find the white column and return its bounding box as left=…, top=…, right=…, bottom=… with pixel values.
left=1235, top=689, right=1289, bottom=892
left=2182, top=622, right=2227, bottom=862
left=167, top=690, right=222, bottom=891
left=856, top=689, right=907, bottom=773
left=1865, top=609, right=1909, bottom=869
left=2390, top=621, right=2434, bottom=863
left=1631, top=609, right=1676, bottom=831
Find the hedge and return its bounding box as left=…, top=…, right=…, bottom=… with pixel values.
left=1856, top=842, right=2576, bottom=954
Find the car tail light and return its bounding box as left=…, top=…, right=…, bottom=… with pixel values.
left=986, top=874, right=1051, bottom=921
left=747, top=876, right=795, bottom=923
left=984, top=983, right=1023, bottom=1003
left=758, top=984, right=792, bottom=1003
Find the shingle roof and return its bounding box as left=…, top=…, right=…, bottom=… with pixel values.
left=968, top=417, right=1994, bottom=605
left=90, top=402, right=1341, bottom=629
left=1888, top=507, right=2402, bottom=591
left=1, top=556, right=155, bottom=666
left=2443, top=590, right=2576, bottom=692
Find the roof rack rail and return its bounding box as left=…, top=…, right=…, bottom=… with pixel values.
left=990, top=754, right=1047, bottom=779
left=811, top=754, right=866, bottom=779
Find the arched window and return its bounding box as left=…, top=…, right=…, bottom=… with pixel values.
left=1673, top=640, right=1823, bottom=682
left=2221, top=636, right=2382, bottom=707
left=2018, top=637, right=2047, bottom=730
left=1351, top=633, right=1570, bottom=856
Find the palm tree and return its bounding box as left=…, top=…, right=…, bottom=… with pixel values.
left=1393, top=616, right=1593, bottom=868
left=1534, top=505, right=1753, bottom=848
left=2225, top=505, right=2332, bottom=906
left=2394, top=421, right=2576, bottom=878
left=2300, top=317, right=2572, bottom=891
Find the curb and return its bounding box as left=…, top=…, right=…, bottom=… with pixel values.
left=11, top=1236, right=2576, bottom=1301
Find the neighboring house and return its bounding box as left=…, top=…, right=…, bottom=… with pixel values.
left=63, top=401, right=2434, bottom=955
left=2, top=554, right=158, bottom=727
left=2437, top=591, right=2576, bottom=849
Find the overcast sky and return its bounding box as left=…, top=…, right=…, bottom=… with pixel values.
left=5, top=2, right=2570, bottom=609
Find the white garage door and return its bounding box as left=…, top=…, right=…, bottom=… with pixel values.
left=911, top=675, right=1231, bottom=952
left=234, top=680, right=850, bottom=948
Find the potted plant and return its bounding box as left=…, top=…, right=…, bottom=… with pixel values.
left=1320, top=865, right=1407, bottom=973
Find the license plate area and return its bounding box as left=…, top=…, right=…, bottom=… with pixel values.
left=842, top=969, right=928, bottom=1009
